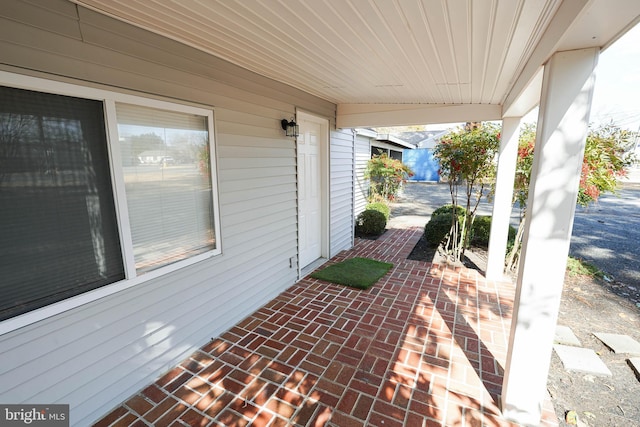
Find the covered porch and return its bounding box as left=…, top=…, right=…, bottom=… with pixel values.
left=2, top=1, right=639, bottom=425
left=95, top=224, right=558, bottom=427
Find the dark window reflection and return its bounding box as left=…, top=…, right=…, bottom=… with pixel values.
left=0, top=86, right=124, bottom=321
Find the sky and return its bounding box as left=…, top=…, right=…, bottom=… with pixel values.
left=590, top=22, right=640, bottom=132
left=522, top=22, right=640, bottom=132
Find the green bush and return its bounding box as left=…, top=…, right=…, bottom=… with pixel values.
left=425, top=209, right=519, bottom=250
left=506, top=225, right=518, bottom=254
left=432, top=204, right=467, bottom=219
left=365, top=202, right=390, bottom=221
left=470, top=215, right=517, bottom=247
left=423, top=214, right=452, bottom=247
left=425, top=205, right=521, bottom=249
left=355, top=209, right=387, bottom=236
left=423, top=204, right=467, bottom=248
left=470, top=216, right=492, bottom=246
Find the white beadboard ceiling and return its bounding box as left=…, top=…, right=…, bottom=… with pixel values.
left=74, top=0, right=640, bottom=124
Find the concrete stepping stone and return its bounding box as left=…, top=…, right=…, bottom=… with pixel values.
left=593, top=332, right=640, bottom=355
left=554, top=325, right=582, bottom=346
left=553, top=344, right=612, bottom=377
left=629, top=358, right=640, bottom=381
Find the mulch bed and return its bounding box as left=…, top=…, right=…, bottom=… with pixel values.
left=407, top=232, right=486, bottom=271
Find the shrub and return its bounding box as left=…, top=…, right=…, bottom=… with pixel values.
left=366, top=202, right=390, bottom=221
left=423, top=214, right=452, bottom=247
left=367, top=193, right=388, bottom=205
left=365, top=154, right=414, bottom=201
left=423, top=204, right=467, bottom=248
left=356, top=209, right=387, bottom=236
left=506, top=123, right=635, bottom=272
left=470, top=216, right=492, bottom=246
left=507, top=225, right=517, bottom=244
left=435, top=123, right=501, bottom=261
left=432, top=204, right=467, bottom=219
left=470, top=215, right=517, bottom=248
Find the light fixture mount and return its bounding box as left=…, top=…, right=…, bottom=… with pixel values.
left=281, top=118, right=299, bottom=138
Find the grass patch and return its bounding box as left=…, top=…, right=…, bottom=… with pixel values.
left=311, top=257, right=393, bottom=290
left=566, top=256, right=604, bottom=279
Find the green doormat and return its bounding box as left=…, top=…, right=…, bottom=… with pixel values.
left=310, top=257, right=393, bottom=290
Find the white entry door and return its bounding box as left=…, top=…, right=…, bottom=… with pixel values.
left=297, top=112, right=326, bottom=268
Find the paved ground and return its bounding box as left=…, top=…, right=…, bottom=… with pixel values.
left=95, top=227, right=558, bottom=427
left=394, top=181, right=640, bottom=288
left=394, top=181, right=640, bottom=425
left=572, top=187, right=640, bottom=287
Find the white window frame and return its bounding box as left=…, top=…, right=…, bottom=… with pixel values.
left=0, top=71, right=222, bottom=335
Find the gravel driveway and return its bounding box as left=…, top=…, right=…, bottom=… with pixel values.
left=393, top=181, right=640, bottom=288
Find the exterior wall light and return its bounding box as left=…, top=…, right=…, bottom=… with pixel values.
left=281, top=118, right=299, bottom=137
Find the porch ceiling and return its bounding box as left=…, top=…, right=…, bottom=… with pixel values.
left=73, top=0, right=639, bottom=126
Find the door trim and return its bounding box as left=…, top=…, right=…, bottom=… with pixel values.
left=296, top=110, right=329, bottom=276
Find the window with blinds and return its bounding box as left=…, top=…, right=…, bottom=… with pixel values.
left=0, top=86, right=125, bottom=321
left=0, top=78, right=220, bottom=323
left=115, top=103, right=216, bottom=273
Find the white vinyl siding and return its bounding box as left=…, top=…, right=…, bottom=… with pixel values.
left=355, top=134, right=372, bottom=217
left=0, top=1, right=342, bottom=426
left=329, top=129, right=355, bottom=256
left=0, top=75, right=224, bottom=324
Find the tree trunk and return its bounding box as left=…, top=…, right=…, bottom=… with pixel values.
left=505, top=214, right=526, bottom=272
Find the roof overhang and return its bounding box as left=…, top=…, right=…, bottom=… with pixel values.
left=374, top=134, right=416, bottom=150
left=73, top=0, right=640, bottom=127
left=355, top=129, right=417, bottom=150
left=338, top=103, right=502, bottom=128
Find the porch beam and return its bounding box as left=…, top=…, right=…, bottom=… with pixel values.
left=336, top=103, right=501, bottom=129
left=485, top=116, right=521, bottom=280
left=501, top=0, right=590, bottom=116
left=501, top=47, right=599, bottom=425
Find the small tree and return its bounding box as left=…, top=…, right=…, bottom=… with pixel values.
left=504, top=123, right=535, bottom=270
left=434, top=122, right=501, bottom=262
left=364, top=154, right=413, bottom=202
left=578, top=123, right=636, bottom=205
left=505, top=122, right=636, bottom=271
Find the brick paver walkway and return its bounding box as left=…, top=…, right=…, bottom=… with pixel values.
left=95, top=226, right=558, bottom=427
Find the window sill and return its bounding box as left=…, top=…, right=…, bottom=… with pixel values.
left=0, top=249, right=221, bottom=336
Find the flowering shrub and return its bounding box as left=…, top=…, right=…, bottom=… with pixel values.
left=436, top=123, right=501, bottom=187
left=505, top=122, right=636, bottom=271
left=512, top=122, right=634, bottom=209
left=364, top=154, right=414, bottom=201
left=513, top=124, right=536, bottom=208
left=433, top=122, right=501, bottom=261
left=578, top=123, right=635, bottom=206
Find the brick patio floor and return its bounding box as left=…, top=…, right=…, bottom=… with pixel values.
left=95, top=226, right=559, bottom=427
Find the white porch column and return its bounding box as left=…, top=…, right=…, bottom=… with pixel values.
left=486, top=117, right=521, bottom=280
left=501, top=48, right=599, bottom=425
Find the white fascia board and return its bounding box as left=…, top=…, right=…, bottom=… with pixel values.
left=354, top=128, right=377, bottom=138
left=337, top=104, right=502, bottom=129
left=375, top=135, right=416, bottom=149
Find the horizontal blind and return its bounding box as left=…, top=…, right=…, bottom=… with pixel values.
left=0, top=86, right=124, bottom=320
left=115, top=103, right=216, bottom=273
